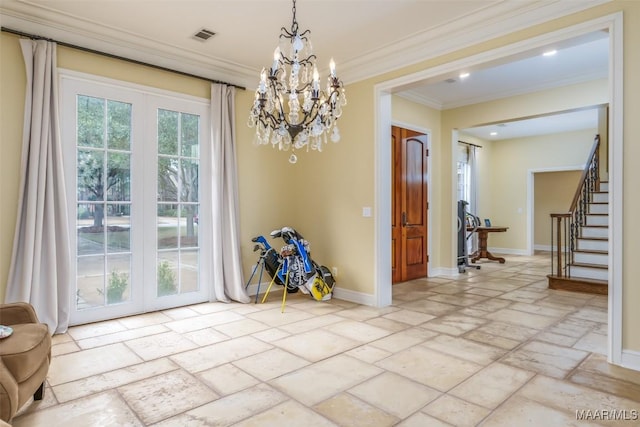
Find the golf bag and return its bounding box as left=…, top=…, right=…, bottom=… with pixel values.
left=251, top=227, right=336, bottom=300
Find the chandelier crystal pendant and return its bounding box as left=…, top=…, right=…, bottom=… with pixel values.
left=248, top=0, right=347, bottom=164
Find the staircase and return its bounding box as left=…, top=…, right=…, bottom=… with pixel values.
left=548, top=136, right=608, bottom=295
left=564, top=182, right=608, bottom=289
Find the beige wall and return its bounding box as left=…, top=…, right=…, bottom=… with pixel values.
left=392, top=96, right=441, bottom=132
left=2, top=1, right=639, bottom=353
left=486, top=129, right=596, bottom=251
left=57, top=48, right=210, bottom=99
left=620, top=1, right=640, bottom=353
left=0, top=33, right=26, bottom=303
left=598, top=105, right=609, bottom=182
left=235, top=90, right=294, bottom=271
left=278, top=79, right=377, bottom=293
left=455, top=129, right=593, bottom=253
left=534, top=170, right=583, bottom=247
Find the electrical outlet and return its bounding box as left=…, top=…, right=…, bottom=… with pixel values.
left=331, top=267, right=338, bottom=278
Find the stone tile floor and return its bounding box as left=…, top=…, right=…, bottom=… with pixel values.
left=12, top=253, right=640, bottom=426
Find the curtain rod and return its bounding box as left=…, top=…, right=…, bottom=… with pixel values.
left=458, top=140, right=482, bottom=149
left=1, top=27, right=246, bottom=90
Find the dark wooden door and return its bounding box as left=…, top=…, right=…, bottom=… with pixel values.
left=392, top=126, right=429, bottom=283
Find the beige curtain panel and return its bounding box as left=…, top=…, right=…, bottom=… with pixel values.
left=6, top=39, right=72, bottom=334
left=209, top=83, right=250, bottom=304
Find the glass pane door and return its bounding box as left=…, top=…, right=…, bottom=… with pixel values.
left=155, top=109, right=201, bottom=301
left=75, top=95, right=136, bottom=312
left=63, top=74, right=211, bottom=324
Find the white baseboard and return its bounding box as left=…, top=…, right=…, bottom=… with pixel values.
left=620, top=349, right=640, bottom=372
left=332, top=267, right=467, bottom=308
left=332, top=287, right=376, bottom=306
left=534, top=244, right=568, bottom=252
left=430, top=267, right=460, bottom=277
left=488, top=247, right=528, bottom=256
left=245, top=281, right=276, bottom=301
left=247, top=281, right=376, bottom=307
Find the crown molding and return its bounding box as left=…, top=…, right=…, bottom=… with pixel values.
left=395, top=91, right=443, bottom=110
left=338, top=0, right=610, bottom=84
left=0, top=4, right=257, bottom=88
left=1, top=0, right=610, bottom=89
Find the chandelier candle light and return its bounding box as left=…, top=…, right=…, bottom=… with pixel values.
left=248, top=0, right=347, bottom=164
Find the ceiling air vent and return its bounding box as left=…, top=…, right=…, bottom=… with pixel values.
left=192, top=28, right=216, bottom=42
left=445, top=78, right=456, bottom=84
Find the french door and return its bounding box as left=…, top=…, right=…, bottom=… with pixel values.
left=62, top=73, right=211, bottom=325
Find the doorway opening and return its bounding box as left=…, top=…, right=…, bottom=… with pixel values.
left=374, top=14, right=623, bottom=365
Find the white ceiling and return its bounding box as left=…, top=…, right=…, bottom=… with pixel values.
left=461, top=108, right=601, bottom=141
left=0, top=0, right=610, bottom=139
left=397, top=31, right=609, bottom=110
left=409, top=31, right=609, bottom=141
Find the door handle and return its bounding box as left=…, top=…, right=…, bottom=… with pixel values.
left=402, top=212, right=407, bottom=227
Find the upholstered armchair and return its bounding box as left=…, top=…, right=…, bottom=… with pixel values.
left=0, top=302, right=51, bottom=423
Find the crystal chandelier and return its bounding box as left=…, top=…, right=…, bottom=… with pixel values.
left=248, top=0, right=347, bottom=164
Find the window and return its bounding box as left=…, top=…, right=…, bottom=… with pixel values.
left=457, top=143, right=471, bottom=204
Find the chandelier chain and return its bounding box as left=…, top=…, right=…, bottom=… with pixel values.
left=291, top=0, right=298, bottom=34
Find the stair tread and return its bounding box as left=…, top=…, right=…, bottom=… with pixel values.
left=574, top=249, right=608, bottom=255
left=577, top=237, right=608, bottom=241
left=571, top=262, right=608, bottom=270
left=549, top=275, right=607, bottom=285
left=582, top=225, right=608, bottom=228
left=547, top=275, right=608, bottom=295
left=586, top=213, right=607, bottom=216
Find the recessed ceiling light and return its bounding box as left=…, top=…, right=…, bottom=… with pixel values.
left=543, top=50, right=557, bottom=57
left=490, top=132, right=498, bottom=136
left=459, top=72, right=470, bottom=79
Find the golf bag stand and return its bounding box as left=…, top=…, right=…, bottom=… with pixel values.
left=245, top=235, right=285, bottom=303
left=244, top=248, right=265, bottom=304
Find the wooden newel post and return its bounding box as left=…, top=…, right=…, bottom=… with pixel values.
left=556, top=216, right=562, bottom=277
left=550, top=213, right=571, bottom=277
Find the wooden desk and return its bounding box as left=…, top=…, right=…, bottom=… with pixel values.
left=469, top=226, right=508, bottom=264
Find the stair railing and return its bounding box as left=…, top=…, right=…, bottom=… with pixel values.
left=549, top=135, right=600, bottom=279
